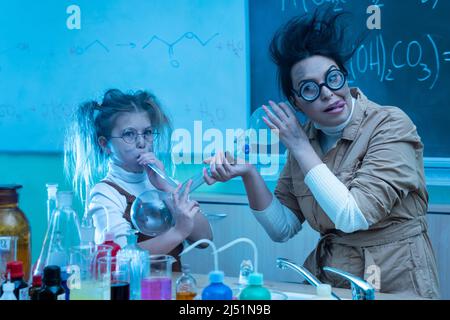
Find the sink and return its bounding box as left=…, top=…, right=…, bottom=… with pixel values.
left=282, top=291, right=319, bottom=300
left=283, top=291, right=346, bottom=300
left=231, top=288, right=320, bottom=300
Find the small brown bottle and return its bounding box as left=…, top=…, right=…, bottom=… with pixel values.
left=0, top=185, right=31, bottom=279
left=175, top=264, right=197, bottom=300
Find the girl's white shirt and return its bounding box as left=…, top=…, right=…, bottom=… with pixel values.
left=88, top=161, right=156, bottom=248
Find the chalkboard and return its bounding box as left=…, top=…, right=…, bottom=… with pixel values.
left=249, top=0, right=450, bottom=157
left=0, top=0, right=248, bottom=152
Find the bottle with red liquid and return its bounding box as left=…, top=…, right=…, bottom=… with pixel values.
left=97, top=232, right=121, bottom=274
left=100, top=232, right=121, bottom=257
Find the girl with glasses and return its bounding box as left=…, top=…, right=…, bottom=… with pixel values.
left=64, top=89, right=212, bottom=271
left=203, top=8, right=439, bottom=298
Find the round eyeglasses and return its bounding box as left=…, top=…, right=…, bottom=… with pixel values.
left=110, top=128, right=159, bottom=144
left=293, top=69, right=347, bottom=102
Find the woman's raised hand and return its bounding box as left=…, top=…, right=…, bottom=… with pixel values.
left=262, top=101, right=309, bottom=152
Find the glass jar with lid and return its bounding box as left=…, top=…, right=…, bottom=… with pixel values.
left=0, top=185, right=31, bottom=280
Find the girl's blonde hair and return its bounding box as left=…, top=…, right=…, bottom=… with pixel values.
left=64, top=89, right=172, bottom=199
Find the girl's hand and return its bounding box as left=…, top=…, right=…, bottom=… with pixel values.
left=169, top=180, right=200, bottom=239
left=262, top=101, right=309, bottom=152
left=203, top=151, right=253, bottom=185
left=138, top=152, right=174, bottom=192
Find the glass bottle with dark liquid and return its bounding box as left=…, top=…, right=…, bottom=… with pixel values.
left=111, top=281, right=130, bottom=300
left=36, top=265, right=65, bottom=300
left=109, top=256, right=131, bottom=300
left=0, top=185, right=31, bottom=279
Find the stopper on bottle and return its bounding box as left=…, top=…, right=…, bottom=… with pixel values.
left=208, top=270, right=224, bottom=283
left=56, top=191, right=73, bottom=207
left=248, top=272, right=264, bottom=286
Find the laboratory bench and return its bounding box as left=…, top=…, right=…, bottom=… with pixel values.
left=174, top=273, right=427, bottom=300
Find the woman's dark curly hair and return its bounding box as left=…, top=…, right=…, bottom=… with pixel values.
left=270, top=7, right=365, bottom=102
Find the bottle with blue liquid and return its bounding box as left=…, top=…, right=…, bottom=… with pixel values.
left=214, top=237, right=271, bottom=300
left=239, top=272, right=271, bottom=300
left=202, top=270, right=233, bottom=300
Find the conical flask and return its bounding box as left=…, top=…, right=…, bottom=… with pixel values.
left=33, top=191, right=82, bottom=277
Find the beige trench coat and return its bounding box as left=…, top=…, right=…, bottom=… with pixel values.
left=275, top=88, right=440, bottom=299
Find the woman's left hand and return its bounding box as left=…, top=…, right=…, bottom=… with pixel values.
left=262, top=101, right=309, bottom=151
left=138, top=152, right=174, bottom=192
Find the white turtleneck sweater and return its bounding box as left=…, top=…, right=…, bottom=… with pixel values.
left=252, top=98, right=369, bottom=240
left=88, top=162, right=156, bottom=248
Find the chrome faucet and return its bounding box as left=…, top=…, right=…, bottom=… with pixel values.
left=323, top=266, right=375, bottom=300
left=276, top=257, right=340, bottom=300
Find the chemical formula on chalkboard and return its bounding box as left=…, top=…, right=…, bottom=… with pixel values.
left=349, top=34, right=449, bottom=90
left=69, top=32, right=220, bottom=68
left=280, top=0, right=438, bottom=13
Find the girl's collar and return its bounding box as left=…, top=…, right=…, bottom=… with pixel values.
left=108, top=161, right=147, bottom=183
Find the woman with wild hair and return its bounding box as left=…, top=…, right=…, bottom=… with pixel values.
left=204, top=9, right=440, bottom=298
